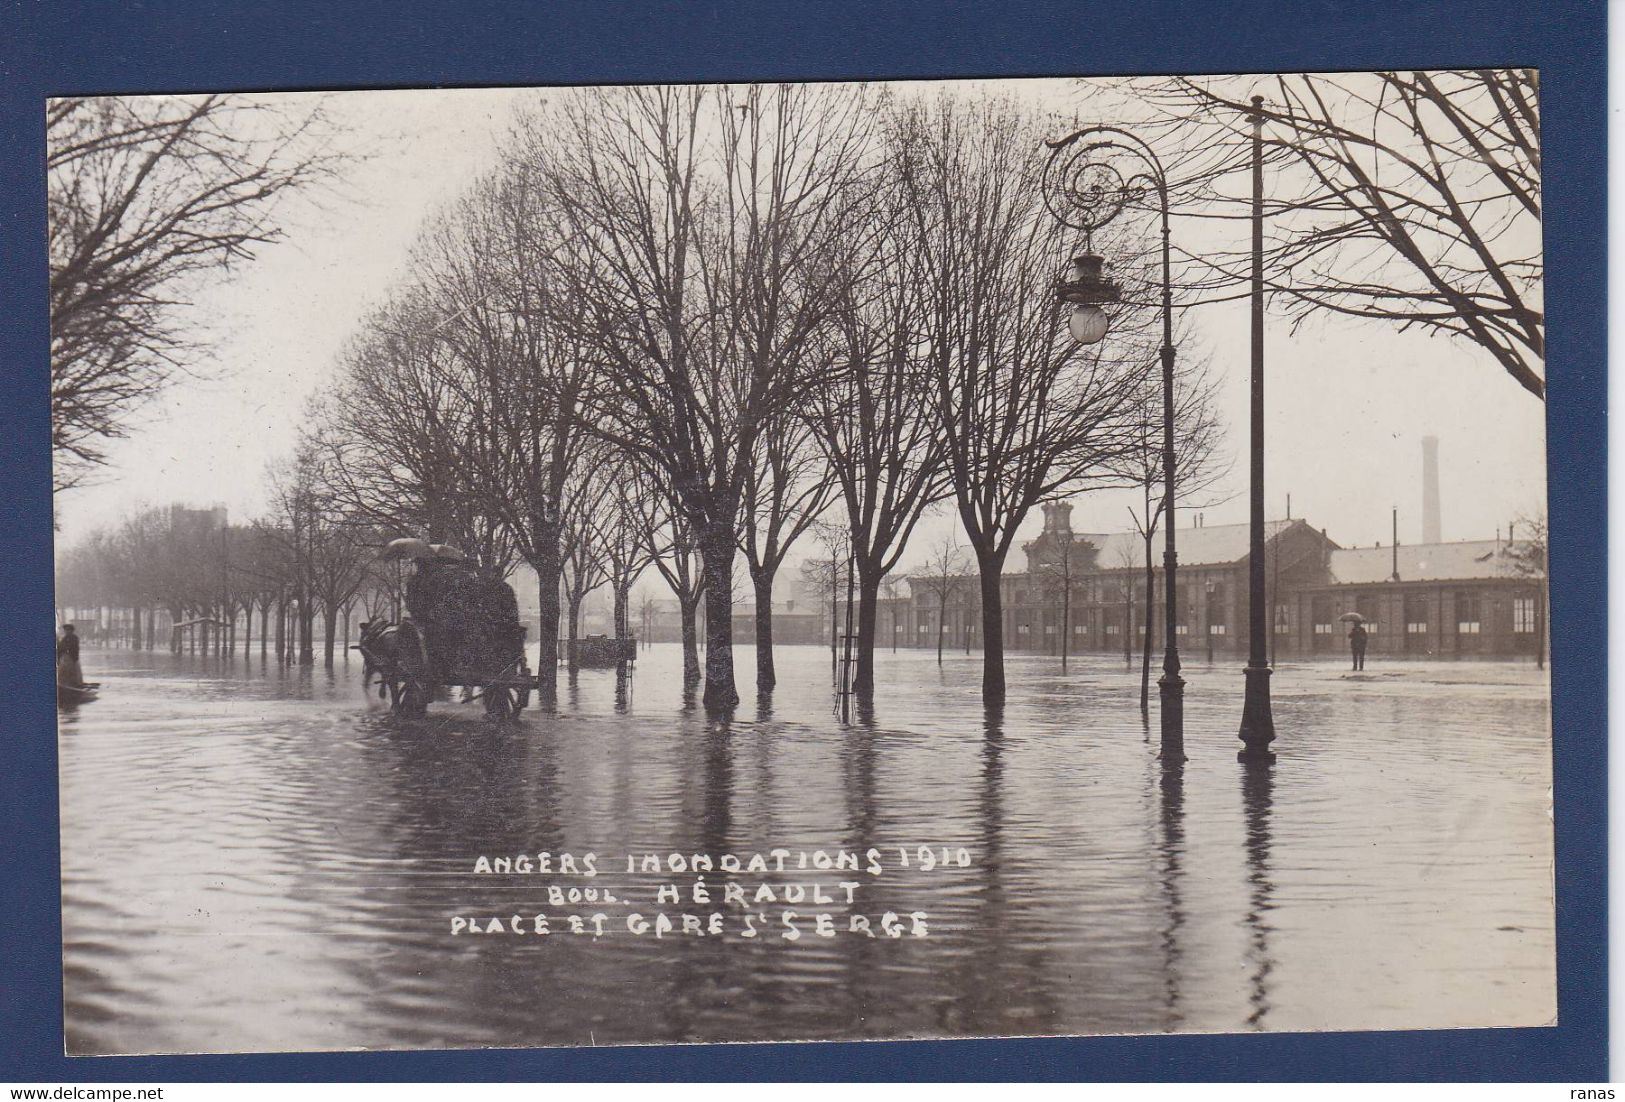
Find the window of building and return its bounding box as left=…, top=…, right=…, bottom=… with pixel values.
left=1208, top=584, right=1226, bottom=628
left=1274, top=603, right=1290, bottom=634
left=1312, top=596, right=1333, bottom=635
left=1210, top=624, right=1227, bottom=635
left=1074, top=624, right=1086, bottom=634
left=1356, top=594, right=1380, bottom=632
left=1456, top=592, right=1481, bottom=634
left=1404, top=593, right=1429, bottom=634
left=1513, top=595, right=1537, bottom=633
left=1105, top=625, right=1120, bottom=636
left=1017, top=624, right=1030, bottom=635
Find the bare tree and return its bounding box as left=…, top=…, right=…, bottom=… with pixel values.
left=916, top=528, right=970, bottom=665
left=1107, top=352, right=1230, bottom=708
left=1027, top=516, right=1084, bottom=671
left=805, top=144, right=955, bottom=695
left=801, top=522, right=852, bottom=675
left=549, top=83, right=871, bottom=711
left=48, top=94, right=339, bottom=491
left=897, top=95, right=1150, bottom=700
left=558, top=463, right=613, bottom=671
left=594, top=459, right=658, bottom=649
left=741, top=410, right=835, bottom=691
left=1140, top=71, right=1543, bottom=398
left=634, top=481, right=707, bottom=687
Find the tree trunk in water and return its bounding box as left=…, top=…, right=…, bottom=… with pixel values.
left=535, top=528, right=562, bottom=703
left=274, top=596, right=286, bottom=662
left=132, top=607, right=142, bottom=653
left=1061, top=586, right=1070, bottom=672
left=751, top=568, right=776, bottom=692
left=936, top=605, right=946, bottom=665
left=976, top=552, right=1008, bottom=701
left=680, top=597, right=701, bottom=685
left=829, top=566, right=839, bottom=677
left=699, top=527, right=738, bottom=711
left=567, top=595, right=582, bottom=672
left=852, top=567, right=881, bottom=697
left=323, top=607, right=338, bottom=667
left=244, top=604, right=254, bottom=659
left=1141, top=532, right=1155, bottom=713
left=298, top=591, right=315, bottom=666
left=614, top=582, right=630, bottom=640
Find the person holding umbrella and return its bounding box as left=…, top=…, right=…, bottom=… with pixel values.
left=1340, top=612, right=1369, bottom=670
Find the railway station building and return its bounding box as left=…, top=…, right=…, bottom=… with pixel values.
left=881, top=501, right=1546, bottom=662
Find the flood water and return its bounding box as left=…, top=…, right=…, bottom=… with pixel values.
left=58, top=643, right=1555, bottom=1055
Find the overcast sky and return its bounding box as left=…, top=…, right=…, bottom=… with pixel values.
left=53, top=78, right=1549, bottom=574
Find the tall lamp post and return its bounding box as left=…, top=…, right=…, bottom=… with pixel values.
left=1044, top=126, right=1185, bottom=763
left=1236, top=96, right=1278, bottom=764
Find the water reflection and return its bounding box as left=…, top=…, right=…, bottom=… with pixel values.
left=1157, top=759, right=1186, bottom=1032
left=614, top=663, right=633, bottom=713
left=57, top=645, right=1555, bottom=1054
left=1241, top=762, right=1276, bottom=1030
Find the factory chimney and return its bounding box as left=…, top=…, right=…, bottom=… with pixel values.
left=1421, top=435, right=1442, bottom=545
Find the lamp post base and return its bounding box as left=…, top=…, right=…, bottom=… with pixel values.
left=1158, top=671, right=1186, bottom=763
left=1236, top=663, right=1277, bottom=763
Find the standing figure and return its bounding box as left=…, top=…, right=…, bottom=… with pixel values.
left=1349, top=621, right=1369, bottom=671
left=57, top=623, right=83, bottom=688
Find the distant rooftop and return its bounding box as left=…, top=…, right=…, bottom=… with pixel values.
left=1325, top=540, right=1536, bottom=585
left=1040, top=518, right=1301, bottom=570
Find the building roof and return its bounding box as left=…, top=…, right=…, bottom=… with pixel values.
left=1053, top=518, right=1301, bottom=570
left=1324, top=539, right=1535, bottom=585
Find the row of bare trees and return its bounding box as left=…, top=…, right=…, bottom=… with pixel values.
left=54, top=446, right=391, bottom=666
left=308, top=85, right=1176, bottom=708
left=51, top=73, right=1544, bottom=710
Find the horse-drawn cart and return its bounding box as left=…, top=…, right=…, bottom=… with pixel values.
left=355, top=543, right=537, bottom=721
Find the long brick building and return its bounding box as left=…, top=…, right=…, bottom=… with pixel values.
left=883, top=501, right=1546, bottom=662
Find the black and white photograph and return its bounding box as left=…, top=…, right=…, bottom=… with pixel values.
left=47, top=72, right=1554, bottom=1056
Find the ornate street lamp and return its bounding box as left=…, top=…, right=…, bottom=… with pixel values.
left=1056, top=253, right=1119, bottom=344
left=1044, top=126, right=1185, bottom=763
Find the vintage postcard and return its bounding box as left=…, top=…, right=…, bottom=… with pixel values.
left=48, top=72, right=1552, bottom=1055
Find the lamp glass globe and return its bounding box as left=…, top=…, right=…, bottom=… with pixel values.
left=1069, top=305, right=1109, bottom=345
